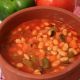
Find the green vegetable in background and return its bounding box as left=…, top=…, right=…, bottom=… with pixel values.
left=0, top=0, right=36, bottom=20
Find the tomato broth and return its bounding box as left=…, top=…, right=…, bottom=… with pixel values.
left=1, top=19, right=80, bottom=75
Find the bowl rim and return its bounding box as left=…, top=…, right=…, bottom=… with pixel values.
left=0, top=6, right=80, bottom=79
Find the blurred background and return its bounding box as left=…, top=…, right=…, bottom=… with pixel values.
left=0, top=0, right=80, bottom=21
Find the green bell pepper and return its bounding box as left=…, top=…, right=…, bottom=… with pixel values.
left=0, top=0, right=36, bottom=20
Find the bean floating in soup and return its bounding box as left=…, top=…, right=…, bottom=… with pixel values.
left=2, top=19, right=80, bottom=75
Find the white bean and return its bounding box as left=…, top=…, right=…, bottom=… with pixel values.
left=62, top=29, right=67, bottom=36
left=24, top=54, right=30, bottom=60
left=38, top=42, right=44, bottom=49
left=17, top=50, right=23, bottom=55
left=51, top=51, right=57, bottom=55
left=53, top=46, right=58, bottom=51
left=58, top=49, right=67, bottom=57
left=47, top=47, right=52, bottom=51
left=62, top=43, right=68, bottom=51
left=21, top=37, right=25, bottom=42
left=60, top=57, right=69, bottom=62
left=53, top=39, right=59, bottom=45
left=32, top=30, right=37, bottom=36
left=69, top=48, right=78, bottom=55
left=52, top=60, right=60, bottom=67
left=16, top=63, right=23, bottom=68
left=44, top=22, right=49, bottom=26
left=34, top=69, right=41, bottom=75
left=15, top=39, right=21, bottom=43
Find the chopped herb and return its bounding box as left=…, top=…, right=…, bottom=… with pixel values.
left=41, top=58, right=51, bottom=69
left=50, top=30, right=56, bottom=37
left=23, top=58, right=33, bottom=67
left=59, top=34, right=66, bottom=42
left=49, top=25, right=57, bottom=37
left=30, top=55, right=37, bottom=63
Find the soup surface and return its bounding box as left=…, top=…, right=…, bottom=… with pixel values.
left=1, top=19, right=80, bottom=75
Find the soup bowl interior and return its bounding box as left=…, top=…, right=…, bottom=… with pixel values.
left=0, top=7, right=80, bottom=80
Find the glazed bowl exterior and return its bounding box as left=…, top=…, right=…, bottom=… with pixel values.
left=0, top=7, right=80, bottom=80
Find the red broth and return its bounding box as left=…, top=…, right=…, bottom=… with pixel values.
left=1, top=19, right=80, bottom=75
